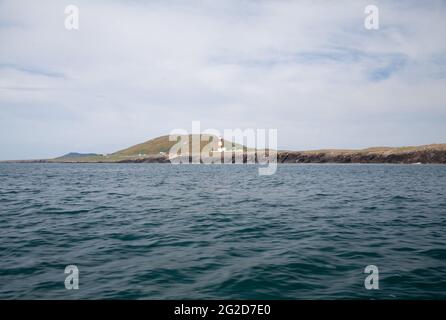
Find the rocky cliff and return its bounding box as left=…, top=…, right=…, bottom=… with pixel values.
left=278, top=145, right=446, bottom=164
left=3, top=142, right=446, bottom=164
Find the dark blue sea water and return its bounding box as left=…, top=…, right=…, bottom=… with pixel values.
left=0, top=163, right=445, bottom=299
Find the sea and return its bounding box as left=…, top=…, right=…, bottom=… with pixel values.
left=0, top=163, right=445, bottom=299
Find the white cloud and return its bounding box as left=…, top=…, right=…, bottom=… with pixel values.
left=0, top=0, right=446, bottom=159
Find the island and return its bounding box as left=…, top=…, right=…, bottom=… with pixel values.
left=2, top=135, right=446, bottom=164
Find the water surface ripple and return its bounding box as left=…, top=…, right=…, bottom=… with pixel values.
left=0, top=163, right=445, bottom=299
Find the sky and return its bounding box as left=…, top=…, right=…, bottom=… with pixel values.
left=1, top=0, right=446, bottom=160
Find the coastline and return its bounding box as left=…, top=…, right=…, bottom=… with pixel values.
left=3, top=146, right=446, bottom=164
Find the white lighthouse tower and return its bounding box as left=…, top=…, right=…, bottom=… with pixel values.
left=216, top=136, right=226, bottom=152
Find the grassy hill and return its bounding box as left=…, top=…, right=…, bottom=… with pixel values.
left=113, top=134, right=244, bottom=156
left=51, top=134, right=247, bottom=163
left=37, top=135, right=446, bottom=164
left=56, top=152, right=100, bottom=159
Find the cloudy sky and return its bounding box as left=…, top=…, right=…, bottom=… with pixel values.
left=1, top=0, right=446, bottom=159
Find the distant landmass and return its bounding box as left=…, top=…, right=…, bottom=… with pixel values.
left=57, top=152, right=101, bottom=159
left=3, top=135, right=446, bottom=164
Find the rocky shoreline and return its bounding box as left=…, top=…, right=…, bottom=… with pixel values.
left=277, top=149, right=446, bottom=164
left=4, top=147, right=446, bottom=164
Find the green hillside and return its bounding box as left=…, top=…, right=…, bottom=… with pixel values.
left=51, top=134, right=247, bottom=162
left=113, top=134, right=245, bottom=156
left=46, top=134, right=446, bottom=164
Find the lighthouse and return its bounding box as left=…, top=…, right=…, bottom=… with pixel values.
left=216, top=136, right=226, bottom=152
